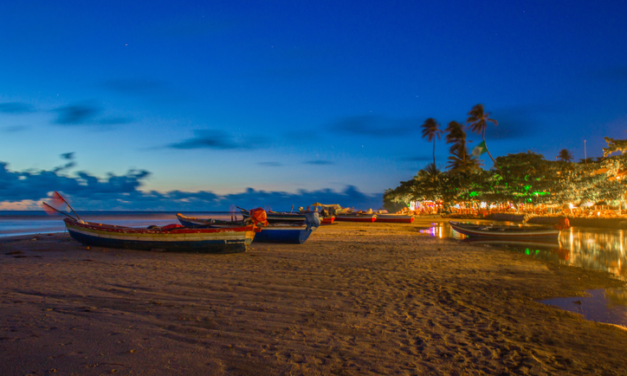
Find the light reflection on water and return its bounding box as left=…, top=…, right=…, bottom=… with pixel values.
left=539, top=289, right=627, bottom=329
left=421, top=221, right=627, bottom=280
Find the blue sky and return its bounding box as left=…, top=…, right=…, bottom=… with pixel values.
left=1, top=0, right=627, bottom=210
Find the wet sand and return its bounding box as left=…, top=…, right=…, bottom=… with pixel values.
left=1, top=219, right=626, bottom=375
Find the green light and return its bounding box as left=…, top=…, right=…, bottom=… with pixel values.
left=469, top=191, right=479, bottom=197
left=525, top=248, right=530, bottom=255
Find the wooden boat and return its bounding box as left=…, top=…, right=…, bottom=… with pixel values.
left=240, top=209, right=305, bottom=223
left=374, top=214, right=414, bottom=223
left=321, top=216, right=335, bottom=225
left=64, top=217, right=258, bottom=253
left=177, top=213, right=319, bottom=244
left=240, top=209, right=333, bottom=226
left=335, top=214, right=377, bottom=222
left=449, top=221, right=560, bottom=239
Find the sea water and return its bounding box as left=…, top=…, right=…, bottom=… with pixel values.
left=0, top=211, right=241, bottom=238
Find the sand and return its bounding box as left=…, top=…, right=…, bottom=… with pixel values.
left=1, top=219, right=627, bottom=375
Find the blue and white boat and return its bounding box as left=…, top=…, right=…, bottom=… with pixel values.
left=177, top=212, right=320, bottom=244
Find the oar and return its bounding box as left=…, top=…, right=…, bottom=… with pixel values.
left=236, top=206, right=249, bottom=212
left=290, top=204, right=294, bottom=213
left=42, top=202, right=76, bottom=220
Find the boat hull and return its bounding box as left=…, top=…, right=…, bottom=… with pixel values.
left=177, top=214, right=315, bottom=244
left=335, top=215, right=377, bottom=222
left=375, top=215, right=414, bottom=223
left=321, top=216, right=335, bottom=225
left=449, top=221, right=559, bottom=239
left=65, top=219, right=255, bottom=253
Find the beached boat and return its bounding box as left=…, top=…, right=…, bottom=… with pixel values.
left=240, top=209, right=334, bottom=226
left=449, top=221, right=560, bottom=239
left=374, top=214, right=414, bottom=223
left=177, top=213, right=319, bottom=244
left=240, top=209, right=305, bottom=223
left=335, top=214, right=377, bottom=222
left=64, top=217, right=258, bottom=253
left=321, top=216, right=335, bottom=225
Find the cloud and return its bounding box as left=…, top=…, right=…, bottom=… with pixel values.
left=0, top=158, right=382, bottom=211
left=0, top=102, right=35, bottom=114
left=258, top=162, right=282, bottom=167
left=304, top=160, right=334, bottom=165
left=483, top=105, right=561, bottom=140
left=167, top=130, right=268, bottom=150
left=53, top=104, right=99, bottom=125
left=53, top=104, right=132, bottom=126
left=330, top=115, right=420, bottom=138
left=1, top=125, right=29, bottom=133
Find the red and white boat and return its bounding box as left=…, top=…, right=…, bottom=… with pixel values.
left=321, top=216, right=335, bottom=225
left=449, top=221, right=560, bottom=239
left=335, top=214, right=377, bottom=222
left=374, top=214, right=414, bottom=223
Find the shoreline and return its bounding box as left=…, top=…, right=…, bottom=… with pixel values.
left=2, top=221, right=626, bottom=375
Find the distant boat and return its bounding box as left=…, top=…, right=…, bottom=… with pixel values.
left=335, top=213, right=377, bottom=222
left=449, top=221, right=560, bottom=239
left=240, top=209, right=334, bottom=225
left=64, top=217, right=258, bottom=253
left=240, top=209, right=305, bottom=223
left=177, top=213, right=320, bottom=244
left=321, top=216, right=335, bottom=225
left=374, top=214, right=414, bottom=223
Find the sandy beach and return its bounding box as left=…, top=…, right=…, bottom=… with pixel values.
left=1, top=219, right=627, bottom=375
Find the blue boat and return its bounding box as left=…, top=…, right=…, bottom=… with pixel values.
left=177, top=212, right=320, bottom=244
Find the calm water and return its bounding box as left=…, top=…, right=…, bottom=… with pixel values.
left=0, top=211, right=241, bottom=238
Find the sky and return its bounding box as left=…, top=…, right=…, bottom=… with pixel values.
left=1, top=0, right=627, bottom=210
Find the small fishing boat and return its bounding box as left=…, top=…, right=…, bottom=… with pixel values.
left=335, top=213, right=377, bottom=222
left=177, top=212, right=320, bottom=244
left=374, top=214, right=414, bottom=223
left=449, top=221, right=560, bottom=239
left=64, top=217, right=258, bottom=253
left=240, top=209, right=305, bottom=223
left=321, top=216, right=335, bottom=225
left=240, top=209, right=334, bottom=226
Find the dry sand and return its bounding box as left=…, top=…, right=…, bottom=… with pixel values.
left=1, top=219, right=627, bottom=375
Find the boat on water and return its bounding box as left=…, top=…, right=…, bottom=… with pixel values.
left=177, top=212, right=320, bottom=244
left=374, top=214, right=414, bottom=223
left=449, top=221, right=560, bottom=239
left=64, top=217, right=258, bottom=253
left=335, top=213, right=377, bottom=222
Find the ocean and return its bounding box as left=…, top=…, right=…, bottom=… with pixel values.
left=0, top=211, right=241, bottom=238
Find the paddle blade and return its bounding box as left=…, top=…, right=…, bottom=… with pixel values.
left=41, top=202, right=59, bottom=216
left=50, top=191, right=66, bottom=207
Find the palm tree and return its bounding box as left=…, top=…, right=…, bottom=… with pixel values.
left=557, top=149, right=573, bottom=162
left=466, top=104, right=499, bottom=167
left=445, top=121, right=467, bottom=155
left=421, top=118, right=443, bottom=169
left=447, top=148, right=483, bottom=173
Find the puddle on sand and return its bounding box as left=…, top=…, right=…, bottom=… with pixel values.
left=539, top=288, right=627, bottom=329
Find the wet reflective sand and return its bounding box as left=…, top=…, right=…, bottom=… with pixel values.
left=422, top=221, right=627, bottom=280
left=423, top=221, right=627, bottom=328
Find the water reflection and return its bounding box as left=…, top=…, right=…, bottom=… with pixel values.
left=422, top=222, right=627, bottom=280
left=539, top=289, right=627, bottom=329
